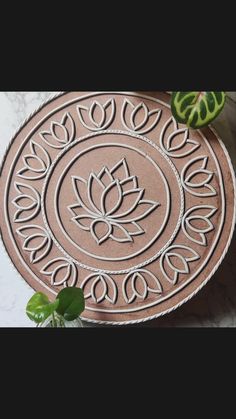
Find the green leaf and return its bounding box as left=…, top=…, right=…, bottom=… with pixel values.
left=56, top=287, right=85, bottom=321
left=171, top=91, right=226, bottom=129
left=26, top=292, right=59, bottom=324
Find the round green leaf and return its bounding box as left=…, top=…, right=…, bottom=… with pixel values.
left=171, top=91, right=226, bottom=129
left=26, top=292, right=59, bottom=324
left=56, top=287, right=85, bottom=321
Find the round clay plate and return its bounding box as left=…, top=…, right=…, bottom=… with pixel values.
left=0, top=92, right=235, bottom=325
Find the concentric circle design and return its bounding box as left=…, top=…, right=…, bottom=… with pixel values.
left=42, top=131, right=184, bottom=273
left=0, top=92, right=235, bottom=324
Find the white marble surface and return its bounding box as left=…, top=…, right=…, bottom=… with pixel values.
left=0, top=92, right=235, bottom=328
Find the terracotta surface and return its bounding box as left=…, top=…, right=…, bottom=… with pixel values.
left=0, top=92, right=235, bottom=325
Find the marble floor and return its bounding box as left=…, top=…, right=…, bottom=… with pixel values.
left=0, top=92, right=235, bottom=327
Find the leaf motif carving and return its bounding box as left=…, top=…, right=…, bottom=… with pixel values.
left=181, top=156, right=217, bottom=197
left=182, top=206, right=217, bottom=246
left=121, top=99, right=162, bottom=135
left=81, top=273, right=117, bottom=304
left=77, top=99, right=116, bottom=131
left=122, top=269, right=162, bottom=304
left=160, top=245, right=200, bottom=285
left=160, top=117, right=200, bottom=158
left=41, top=258, right=77, bottom=287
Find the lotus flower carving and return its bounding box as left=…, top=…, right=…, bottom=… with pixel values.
left=122, top=269, right=163, bottom=304
left=122, top=99, right=162, bottom=134
left=77, top=99, right=115, bottom=131
left=68, top=158, right=160, bottom=245
left=41, top=258, right=77, bottom=287
left=40, top=112, right=75, bottom=149
left=81, top=273, right=117, bottom=304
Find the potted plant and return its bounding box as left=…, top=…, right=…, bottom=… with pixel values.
left=26, top=287, right=85, bottom=328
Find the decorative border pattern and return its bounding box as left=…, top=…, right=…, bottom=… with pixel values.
left=41, top=131, right=184, bottom=272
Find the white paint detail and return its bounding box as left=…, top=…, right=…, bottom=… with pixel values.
left=122, top=269, right=163, bottom=304
left=160, top=117, right=200, bottom=158
left=41, top=257, right=77, bottom=287
left=121, top=99, right=162, bottom=135
left=160, top=245, right=200, bottom=285
left=182, top=205, right=218, bottom=246
left=181, top=156, right=217, bottom=197
left=77, top=98, right=116, bottom=131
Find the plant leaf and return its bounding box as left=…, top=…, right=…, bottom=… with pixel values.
left=171, top=92, right=226, bottom=129
left=26, top=292, right=59, bottom=324
left=56, top=287, right=85, bottom=321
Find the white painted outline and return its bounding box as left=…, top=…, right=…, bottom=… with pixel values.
left=160, top=116, right=200, bottom=158
left=40, top=112, right=75, bottom=149
left=41, top=132, right=184, bottom=269
left=182, top=205, right=218, bottom=246
left=16, top=224, right=52, bottom=264
left=81, top=273, right=117, bottom=305
left=181, top=155, right=217, bottom=197
left=68, top=157, right=158, bottom=245
left=17, top=140, right=51, bottom=180
left=121, top=99, right=162, bottom=135
left=122, top=269, right=163, bottom=304
left=40, top=257, right=77, bottom=287
left=77, top=98, right=116, bottom=132
left=13, top=181, right=41, bottom=223
left=160, top=245, right=200, bottom=285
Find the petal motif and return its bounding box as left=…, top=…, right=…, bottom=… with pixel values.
left=109, top=188, right=144, bottom=219
left=17, top=141, right=51, bottom=180
left=160, top=245, right=200, bottom=285
left=87, top=173, right=105, bottom=214
left=122, top=99, right=162, bottom=135
left=123, top=270, right=163, bottom=304
left=97, top=166, right=114, bottom=187
left=41, top=258, right=77, bottom=287
left=72, top=176, right=99, bottom=216
left=110, top=158, right=130, bottom=181
left=13, top=182, right=40, bottom=223
left=110, top=222, right=133, bottom=243
left=181, top=156, right=216, bottom=197
left=90, top=219, right=112, bottom=245
left=81, top=273, right=117, bottom=304
left=16, top=225, right=52, bottom=264
left=77, top=99, right=116, bottom=131
left=160, top=117, right=200, bottom=158
left=120, top=176, right=138, bottom=193
left=122, top=221, right=145, bottom=236
left=40, top=112, right=75, bottom=149
left=73, top=215, right=96, bottom=231
left=101, top=180, right=123, bottom=216
left=182, top=205, right=217, bottom=246
left=113, top=197, right=159, bottom=223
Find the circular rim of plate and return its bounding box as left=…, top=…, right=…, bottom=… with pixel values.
left=0, top=91, right=235, bottom=326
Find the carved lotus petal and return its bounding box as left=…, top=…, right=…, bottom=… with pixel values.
left=77, top=99, right=115, bottom=131
left=16, top=225, right=51, bottom=263
left=41, top=258, right=77, bottom=287
left=69, top=158, right=159, bottom=245
left=40, top=112, right=75, bottom=149
left=160, top=117, right=200, bottom=158
left=181, top=156, right=216, bottom=197
left=123, top=270, right=163, bottom=304
left=182, top=205, right=217, bottom=246
left=13, top=182, right=40, bottom=223
left=160, top=245, right=200, bottom=285
left=17, top=141, right=51, bottom=180
left=81, top=273, right=117, bottom=304
left=122, top=99, right=162, bottom=134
